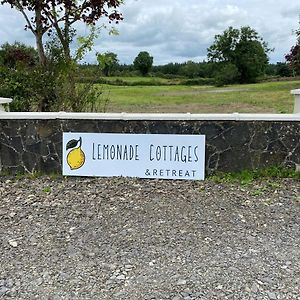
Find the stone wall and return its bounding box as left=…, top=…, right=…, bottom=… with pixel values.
left=0, top=116, right=299, bottom=174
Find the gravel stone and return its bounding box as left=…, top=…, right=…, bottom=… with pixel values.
left=251, top=283, right=259, bottom=293
left=0, top=176, right=299, bottom=299
left=116, top=274, right=126, bottom=280
left=176, top=279, right=187, bottom=286
left=8, top=239, right=18, bottom=248
left=267, top=291, right=277, bottom=299
left=0, top=286, right=8, bottom=295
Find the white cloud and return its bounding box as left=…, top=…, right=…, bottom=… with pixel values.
left=0, top=0, right=299, bottom=64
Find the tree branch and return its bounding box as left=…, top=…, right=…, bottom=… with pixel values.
left=15, top=0, right=36, bottom=34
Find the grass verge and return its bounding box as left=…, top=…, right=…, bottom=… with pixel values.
left=209, top=166, right=300, bottom=185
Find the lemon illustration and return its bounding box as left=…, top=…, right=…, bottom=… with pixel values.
left=66, top=137, right=85, bottom=170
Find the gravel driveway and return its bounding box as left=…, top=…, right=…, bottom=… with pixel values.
left=0, top=177, right=299, bottom=300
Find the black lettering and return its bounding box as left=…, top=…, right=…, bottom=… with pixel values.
left=123, top=145, right=128, bottom=160
left=185, top=170, right=190, bottom=177
left=110, top=145, right=115, bottom=160
left=160, top=169, right=164, bottom=176
left=103, top=145, right=109, bottom=160
left=169, top=146, right=173, bottom=161
left=194, top=146, right=199, bottom=162
left=129, top=145, right=134, bottom=160
left=162, top=146, right=168, bottom=161
left=150, top=144, right=154, bottom=161
left=166, top=169, right=170, bottom=176
left=192, top=170, right=196, bottom=177
left=156, top=146, right=161, bottom=161
left=174, top=146, right=180, bottom=161
left=188, top=146, right=192, bottom=162
left=135, top=145, right=139, bottom=160
left=145, top=169, right=150, bottom=176
left=180, top=146, right=187, bottom=162
left=153, top=169, right=158, bottom=176
left=116, top=145, right=122, bottom=160
left=92, top=143, right=96, bottom=160
left=179, top=170, right=183, bottom=177
left=172, top=170, right=176, bottom=176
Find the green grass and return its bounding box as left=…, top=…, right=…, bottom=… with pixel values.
left=96, top=79, right=299, bottom=113
left=42, top=186, right=51, bottom=193
left=209, top=166, right=300, bottom=185
left=1, top=166, right=298, bottom=185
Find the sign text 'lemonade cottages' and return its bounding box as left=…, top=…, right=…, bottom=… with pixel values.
left=63, top=133, right=205, bottom=180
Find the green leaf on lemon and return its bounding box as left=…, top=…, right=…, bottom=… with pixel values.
left=66, top=139, right=79, bottom=150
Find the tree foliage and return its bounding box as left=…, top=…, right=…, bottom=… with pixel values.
left=0, top=42, right=38, bottom=68
left=285, top=23, right=300, bottom=75
left=0, top=0, right=123, bottom=111
left=285, top=45, right=300, bottom=72
left=133, top=51, right=153, bottom=76
left=1, top=0, right=123, bottom=65
left=214, top=63, right=240, bottom=86
left=207, top=26, right=271, bottom=83
left=96, top=51, right=119, bottom=76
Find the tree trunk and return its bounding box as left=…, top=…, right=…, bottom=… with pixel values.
left=35, top=1, right=47, bottom=66
left=35, top=33, right=47, bottom=66
left=35, top=1, right=50, bottom=111
left=61, top=38, right=72, bottom=64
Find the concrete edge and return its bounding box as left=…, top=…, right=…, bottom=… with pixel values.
left=0, top=112, right=300, bottom=121
left=0, top=98, right=13, bottom=104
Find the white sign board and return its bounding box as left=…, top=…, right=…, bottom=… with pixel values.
left=62, top=133, right=205, bottom=180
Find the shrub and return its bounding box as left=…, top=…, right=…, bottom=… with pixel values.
left=214, top=63, right=240, bottom=86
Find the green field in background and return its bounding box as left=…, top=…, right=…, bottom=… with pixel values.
left=96, top=79, right=300, bottom=113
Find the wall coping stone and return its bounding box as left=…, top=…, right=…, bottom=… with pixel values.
left=0, top=97, right=13, bottom=104
left=0, top=112, right=299, bottom=121
left=291, top=89, right=300, bottom=113
left=0, top=97, right=13, bottom=112
left=291, top=89, right=300, bottom=95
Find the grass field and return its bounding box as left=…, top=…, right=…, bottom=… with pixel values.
left=97, top=78, right=300, bottom=113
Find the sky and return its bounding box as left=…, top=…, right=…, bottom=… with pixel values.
left=0, top=0, right=300, bottom=65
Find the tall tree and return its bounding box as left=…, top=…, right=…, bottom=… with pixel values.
left=133, top=51, right=153, bottom=76
left=96, top=51, right=118, bottom=76
left=207, top=26, right=271, bottom=83
left=1, top=0, right=123, bottom=65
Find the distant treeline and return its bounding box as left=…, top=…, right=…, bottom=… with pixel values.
left=78, top=61, right=296, bottom=82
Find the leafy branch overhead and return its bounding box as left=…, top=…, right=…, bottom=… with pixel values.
left=1, top=0, right=123, bottom=65
left=0, top=0, right=123, bottom=112
left=1, top=0, right=123, bottom=32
